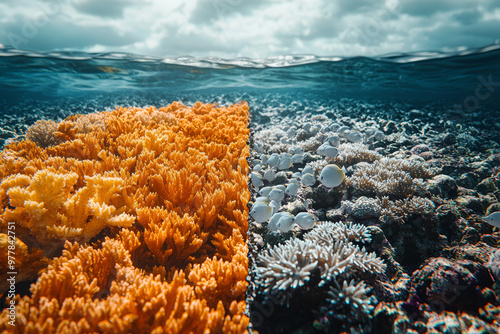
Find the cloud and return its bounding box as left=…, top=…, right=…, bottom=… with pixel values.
left=71, top=0, right=135, bottom=18
left=0, top=0, right=498, bottom=58
left=398, top=0, right=458, bottom=17
left=452, top=10, right=483, bottom=25
left=0, top=11, right=140, bottom=51
left=189, top=0, right=267, bottom=24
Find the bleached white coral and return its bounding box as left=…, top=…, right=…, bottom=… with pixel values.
left=377, top=196, right=435, bottom=223
left=254, top=224, right=386, bottom=302
left=331, top=143, right=381, bottom=166
left=318, top=240, right=386, bottom=285
left=347, top=158, right=434, bottom=199
left=255, top=238, right=318, bottom=293
left=26, top=119, right=63, bottom=148
left=304, top=221, right=372, bottom=245
left=253, top=128, right=289, bottom=153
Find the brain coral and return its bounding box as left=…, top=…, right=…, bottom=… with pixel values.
left=0, top=101, right=251, bottom=333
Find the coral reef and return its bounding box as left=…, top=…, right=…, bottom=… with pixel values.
left=25, top=120, right=63, bottom=148
left=247, top=111, right=500, bottom=333
left=331, top=143, right=381, bottom=166
left=251, top=222, right=386, bottom=332
left=0, top=102, right=251, bottom=333
left=347, top=158, right=436, bottom=199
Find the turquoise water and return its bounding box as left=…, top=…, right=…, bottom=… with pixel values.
left=1, top=45, right=500, bottom=333
left=1, top=44, right=500, bottom=103
left=0, top=44, right=499, bottom=142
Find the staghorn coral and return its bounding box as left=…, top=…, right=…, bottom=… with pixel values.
left=0, top=101, right=251, bottom=333
left=304, top=221, right=372, bottom=245
left=254, top=224, right=385, bottom=303
left=331, top=143, right=381, bottom=166
left=377, top=196, right=436, bottom=224
left=347, top=157, right=435, bottom=199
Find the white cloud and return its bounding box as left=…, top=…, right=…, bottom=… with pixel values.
left=0, top=0, right=498, bottom=58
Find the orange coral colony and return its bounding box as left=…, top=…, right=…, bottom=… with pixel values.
left=0, top=101, right=251, bottom=333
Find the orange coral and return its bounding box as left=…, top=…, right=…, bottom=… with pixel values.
left=0, top=102, right=250, bottom=333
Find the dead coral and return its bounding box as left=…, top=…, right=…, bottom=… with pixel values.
left=347, top=158, right=435, bottom=199
left=332, top=143, right=381, bottom=166
left=26, top=119, right=63, bottom=148
left=377, top=196, right=436, bottom=224
left=254, top=225, right=385, bottom=303
left=304, top=221, right=372, bottom=245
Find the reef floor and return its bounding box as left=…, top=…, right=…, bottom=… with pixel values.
left=246, top=100, right=500, bottom=334
left=0, top=96, right=499, bottom=333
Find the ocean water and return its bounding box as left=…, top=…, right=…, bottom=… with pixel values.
left=1, top=44, right=500, bottom=333
left=1, top=44, right=499, bottom=130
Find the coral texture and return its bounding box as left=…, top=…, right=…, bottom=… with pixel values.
left=254, top=222, right=386, bottom=302
left=0, top=101, right=251, bottom=333
left=347, top=157, right=436, bottom=199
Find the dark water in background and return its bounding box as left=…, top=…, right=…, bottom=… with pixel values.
left=0, top=44, right=499, bottom=130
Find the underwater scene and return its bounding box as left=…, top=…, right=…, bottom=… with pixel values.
left=0, top=44, right=500, bottom=333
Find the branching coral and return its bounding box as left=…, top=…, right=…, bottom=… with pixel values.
left=254, top=224, right=385, bottom=303
left=25, top=119, right=63, bottom=148
left=0, top=233, right=48, bottom=294
left=304, top=221, right=372, bottom=245
left=0, top=101, right=251, bottom=333
left=3, top=170, right=135, bottom=255
left=331, top=143, right=381, bottom=166
left=347, top=157, right=435, bottom=199
left=327, top=279, right=375, bottom=321
left=377, top=196, right=436, bottom=224
left=255, top=238, right=318, bottom=295
left=1, top=238, right=246, bottom=333
left=321, top=279, right=377, bottom=334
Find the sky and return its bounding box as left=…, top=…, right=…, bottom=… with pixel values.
left=0, top=0, right=499, bottom=59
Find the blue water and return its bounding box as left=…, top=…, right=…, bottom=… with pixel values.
left=0, top=44, right=499, bottom=141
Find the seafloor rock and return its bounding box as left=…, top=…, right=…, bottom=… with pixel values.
left=410, top=144, right=430, bottom=155
left=372, top=301, right=412, bottom=334
left=455, top=194, right=487, bottom=213
left=426, top=311, right=461, bottom=334
left=351, top=196, right=381, bottom=219
left=310, top=185, right=343, bottom=209
left=380, top=203, right=443, bottom=272
left=427, top=174, right=458, bottom=199
left=477, top=177, right=499, bottom=195
left=410, top=257, right=496, bottom=312
left=441, top=133, right=457, bottom=146
left=444, top=242, right=497, bottom=264
left=457, top=172, right=480, bottom=189
left=435, top=204, right=468, bottom=243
